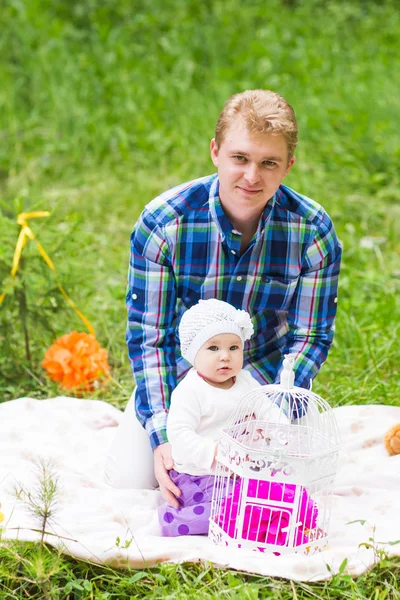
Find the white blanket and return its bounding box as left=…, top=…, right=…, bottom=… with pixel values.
left=0, top=397, right=399, bottom=582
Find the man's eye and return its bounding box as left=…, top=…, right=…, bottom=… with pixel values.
left=263, top=160, right=276, bottom=167
left=233, top=155, right=246, bottom=162
left=208, top=345, right=219, bottom=351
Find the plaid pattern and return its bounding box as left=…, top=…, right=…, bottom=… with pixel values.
left=127, top=174, right=342, bottom=449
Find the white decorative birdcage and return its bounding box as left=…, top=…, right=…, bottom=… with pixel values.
left=209, top=354, right=342, bottom=555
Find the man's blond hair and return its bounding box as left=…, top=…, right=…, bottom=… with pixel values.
left=215, top=90, right=298, bottom=159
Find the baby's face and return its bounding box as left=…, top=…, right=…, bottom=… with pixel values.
left=194, top=333, right=243, bottom=387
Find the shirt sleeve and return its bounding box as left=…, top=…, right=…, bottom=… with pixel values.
left=126, top=210, right=177, bottom=450
left=275, top=211, right=342, bottom=417
left=167, top=384, right=216, bottom=471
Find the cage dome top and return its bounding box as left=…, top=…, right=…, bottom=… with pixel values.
left=221, top=354, right=342, bottom=459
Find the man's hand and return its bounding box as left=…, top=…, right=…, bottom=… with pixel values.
left=154, top=442, right=181, bottom=508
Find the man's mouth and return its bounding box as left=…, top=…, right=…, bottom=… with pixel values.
left=238, top=186, right=262, bottom=194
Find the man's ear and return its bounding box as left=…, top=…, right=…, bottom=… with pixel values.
left=210, top=138, right=219, bottom=168
left=284, top=156, right=296, bottom=178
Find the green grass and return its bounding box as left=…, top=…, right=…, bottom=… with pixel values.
left=0, top=0, right=400, bottom=596
left=1, top=540, right=400, bottom=599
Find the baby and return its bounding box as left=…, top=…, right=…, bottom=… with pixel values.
left=158, top=298, right=284, bottom=536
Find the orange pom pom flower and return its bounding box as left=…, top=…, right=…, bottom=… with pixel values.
left=42, top=331, right=110, bottom=392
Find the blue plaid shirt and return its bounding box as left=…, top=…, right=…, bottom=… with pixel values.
left=127, top=174, right=342, bottom=450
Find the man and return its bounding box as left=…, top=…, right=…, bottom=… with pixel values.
left=105, top=90, right=341, bottom=507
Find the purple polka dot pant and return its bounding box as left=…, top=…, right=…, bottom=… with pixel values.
left=158, top=469, right=215, bottom=536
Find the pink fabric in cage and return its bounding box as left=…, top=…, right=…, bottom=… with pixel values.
left=218, top=479, right=318, bottom=547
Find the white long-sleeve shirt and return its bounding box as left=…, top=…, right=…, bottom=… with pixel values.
left=167, top=368, right=261, bottom=476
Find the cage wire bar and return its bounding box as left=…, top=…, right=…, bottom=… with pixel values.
left=209, top=354, right=342, bottom=555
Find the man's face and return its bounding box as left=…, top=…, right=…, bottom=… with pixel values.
left=210, top=118, right=295, bottom=218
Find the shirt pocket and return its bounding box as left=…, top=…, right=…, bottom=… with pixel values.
left=249, top=275, right=299, bottom=312
left=178, top=274, right=227, bottom=309
left=178, top=275, right=207, bottom=310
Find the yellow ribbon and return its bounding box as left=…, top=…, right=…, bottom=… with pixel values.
left=0, top=211, right=95, bottom=336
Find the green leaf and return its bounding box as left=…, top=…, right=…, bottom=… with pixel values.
left=71, top=581, right=84, bottom=591
left=378, top=560, right=395, bottom=568
left=338, top=557, right=348, bottom=574
left=227, top=572, right=241, bottom=588
left=128, top=571, right=148, bottom=584
left=64, top=582, right=73, bottom=594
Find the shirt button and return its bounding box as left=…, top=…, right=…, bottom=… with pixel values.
left=231, top=250, right=236, bottom=255
left=236, top=276, right=243, bottom=282
left=334, top=297, right=338, bottom=303
left=132, top=293, right=138, bottom=300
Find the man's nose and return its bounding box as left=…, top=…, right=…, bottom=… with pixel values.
left=244, top=163, right=260, bottom=184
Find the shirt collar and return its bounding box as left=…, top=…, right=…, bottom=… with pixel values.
left=209, top=175, right=277, bottom=245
